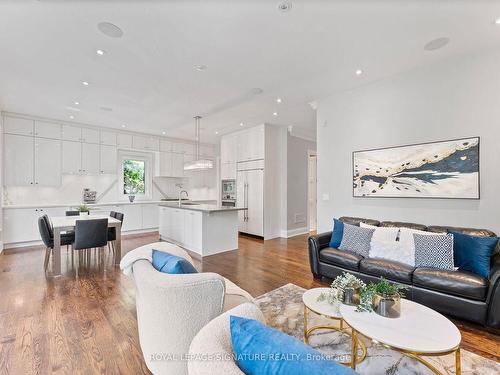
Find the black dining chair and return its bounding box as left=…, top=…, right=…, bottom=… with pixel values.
left=66, top=210, right=80, bottom=216
left=107, top=212, right=124, bottom=253
left=38, top=215, right=74, bottom=271
left=73, top=218, right=109, bottom=274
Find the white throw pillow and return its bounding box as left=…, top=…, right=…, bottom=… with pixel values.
left=360, top=223, right=409, bottom=265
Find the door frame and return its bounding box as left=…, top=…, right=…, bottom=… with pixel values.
left=307, top=150, right=317, bottom=232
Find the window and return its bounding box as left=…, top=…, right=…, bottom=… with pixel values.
left=123, top=159, right=145, bottom=194
left=119, top=151, right=152, bottom=199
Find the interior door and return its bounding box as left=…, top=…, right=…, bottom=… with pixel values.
left=4, top=134, right=34, bottom=186
left=245, top=169, right=264, bottom=236
left=35, top=137, right=61, bottom=186
left=236, top=170, right=247, bottom=233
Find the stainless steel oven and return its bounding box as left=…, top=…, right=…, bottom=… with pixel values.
left=221, top=179, right=236, bottom=206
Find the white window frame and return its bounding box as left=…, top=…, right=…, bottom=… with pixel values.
left=118, top=150, right=153, bottom=201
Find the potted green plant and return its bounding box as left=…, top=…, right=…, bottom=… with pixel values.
left=317, top=272, right=366, bottom=306
left=366, top=278, right=407, bottom=318
left=77, top=204, right=90, bottom=216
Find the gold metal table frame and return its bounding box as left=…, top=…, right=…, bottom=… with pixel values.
left=303, top=304, right=367, bottom=366
left=350, top=327, right=461, bottom=375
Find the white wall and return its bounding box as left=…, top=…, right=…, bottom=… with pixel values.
left=316, top=48, right=500, bottom=234
left=287, top=134, right=316, bottom=233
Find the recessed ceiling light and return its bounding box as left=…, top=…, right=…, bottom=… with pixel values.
left=273, top=112, right=278, bottom=116
left=495, top=17, right=500, bottom=24
left=240, top=122, right=244, bottom=126
left=162, top=131, right=166, bottom=135
left=277, top=1, right=292, bottom=13
left=355, top=69, right=363, bottom=76
left=424, top=37, right=450, bottom=51
left=194, top=64, right=207, bottom=71
left=276, top=97, right=282, bottom=103
left=122, top=124, right=126, bottom=128
left=97, top=22, right=124, bottom=38
left=69, top=115, right=74, bottom=119
left=66, top=106, right=81, bottom=112
left=96, top=49, right=106, bottom=56
left=74, top=101, right=79, bottom=105
left=215, top=131, right=219, bottom=135
left=82, top=81, right=89, bottom=86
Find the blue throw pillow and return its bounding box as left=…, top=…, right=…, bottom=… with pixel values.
left=450, top=231, right=498, bottom=279
left=329, top=219, right=344, bottom=248
left=152, top=250, right=198, bottom=274
left=230, top=316, right=357, bottom=375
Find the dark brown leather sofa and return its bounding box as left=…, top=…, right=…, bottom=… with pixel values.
left=308, top=216, right=500, bottom=329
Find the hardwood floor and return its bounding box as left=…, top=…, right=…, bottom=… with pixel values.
left=0, top=232, right=498, bottom=374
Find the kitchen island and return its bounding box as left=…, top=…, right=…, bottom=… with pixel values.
left=158, top=203, right=247, bottom=257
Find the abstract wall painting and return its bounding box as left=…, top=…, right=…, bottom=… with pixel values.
left=353, top=137, right=479, bottom=199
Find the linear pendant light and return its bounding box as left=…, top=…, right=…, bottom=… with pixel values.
left=184, top=116, right=214, bottom=171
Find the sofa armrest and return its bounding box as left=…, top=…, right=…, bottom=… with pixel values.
left=486, top=253, right=500, bottom=328
left=308, top=231, right=332, bottom=277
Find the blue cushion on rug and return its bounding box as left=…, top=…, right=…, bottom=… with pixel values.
left=230, top=316, right=357, bottom=375
left=152, top=250, right=198, bottom=274
left=449, top=231, right=498, bottom=279
left=329, top=218, right=344, bottom=248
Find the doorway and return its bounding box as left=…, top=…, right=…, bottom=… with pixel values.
left=307, top=151, right=317, bottom=232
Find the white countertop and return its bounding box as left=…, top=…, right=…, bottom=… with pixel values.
left=3, top=200, right=216, bottom=209
left=159, top=202, right=247, bottom=213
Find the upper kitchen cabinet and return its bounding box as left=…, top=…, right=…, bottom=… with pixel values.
left=132, top=135, right=160, bottom=151
left=62, top=140, right=81, bottom=174
left=117, top=133, right=133, bottom=148
left=4, top=134, right=61, bottom=186
left=81, top=128, right=100, bottom=144
left=34, top=121, right=61, bottom=139
left=221, top=133, right=237, bottom=164
left=100, top=130, right=117, bottom=146
left=172, top=142, right=185, bottom=154
left=182, top=143, right=195, bottom=155
left=62, top=124, right=82, bottom=141
left=160, top=139, right=172, bottom=152
left=81, top=143, right=100, bottom=174
left=200, top=144, right=215, bottom=157
left=100, top=145, right=117, bottom=174
left=4, top=134, right=34, bottom=185
left=236, top=125, right=264, bottom=162
left=3, top=116, right=34, bottom=136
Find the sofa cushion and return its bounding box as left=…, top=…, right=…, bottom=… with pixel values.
left=152, top=250, right=198, bottom=274
left=338, top=223, right=375, bottom=258
left=413, top=268, right=488, bottom=301
left=329, top=218, right=344, bottom=248
left=319, top=248, right=363, bottom=270
left=414, top=233, right=455, bottom=271
left=359, top=258, right=415, bottom=283
left=450, top=231, right=499, bottom=278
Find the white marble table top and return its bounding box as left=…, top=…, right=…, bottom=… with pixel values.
left=51, top=215, right=121, bottom=229
left=340, top=299, right=461, bottom=354
left=302, top=288, right=342, bottom=319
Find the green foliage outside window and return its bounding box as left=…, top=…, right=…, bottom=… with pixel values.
left=123, top=159, right=146, bottom=194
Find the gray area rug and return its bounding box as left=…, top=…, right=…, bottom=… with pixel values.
left=254, top=283, right=500, bottom=375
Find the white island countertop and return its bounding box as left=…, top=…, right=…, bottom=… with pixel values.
left=159, top=202, right=247, bottom=213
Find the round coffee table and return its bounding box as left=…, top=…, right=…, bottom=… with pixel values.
left=340, top=299, right=461, bottom=375
left=302, top=288, right=366, bottom=365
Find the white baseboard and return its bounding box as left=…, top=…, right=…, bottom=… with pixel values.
left=280, top=227, right=310, bottom=238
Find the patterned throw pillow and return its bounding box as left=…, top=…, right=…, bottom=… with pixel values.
left=413, top=233, right=454, bottom=270
left=339, top=223, right=375, bottom=258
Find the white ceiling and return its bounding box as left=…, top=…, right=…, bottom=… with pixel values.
left=1, top=0, right=500, bottom=143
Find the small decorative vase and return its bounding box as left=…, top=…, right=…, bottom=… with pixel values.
left=79, top=211, right=89, bottom=216
left=340, top=286, right=361, bottom=306
left=128, top=195, right=135, bottom=203
left=373, top=293, right=401, bottom=318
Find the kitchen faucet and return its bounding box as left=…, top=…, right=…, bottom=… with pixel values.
left=179, top=190, right=189, bottom=206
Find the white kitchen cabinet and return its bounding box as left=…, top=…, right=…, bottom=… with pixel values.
left=100, top=145, right=117, bottom=174
left=132, top=135, right=147, bottom=150
left=34, top=137, right=61, bottom=186
left=81, top=128, right=100, bottom=144
left=3, top=206, right=67, bottom=244
left=172, top=142, right=185, bottom=154
left=172, top=152, right=185, bottom=177
left=146, top=137, right=160, bottom=151
left=4, top=134, right=34, bottom=186
left=221, top=162, right=236, bottom=180
left=62, top=124, right=82, bottom=141
left=160, top=139, right=172, bottom=152
left=182, top=143, right=195, bottom=155
left=117, top=133, right=133, bottom=148
left=62, top=140, right=81, bottom=174
left=35, top=121, right=61, bottom=139
left=237, top=168, right=264, bottom=236
left=236, top=126, right=264, bottom=162
left=3, top=116, right=33, bottom=136
left=200, top=144, right=214, bottom=157
left=170, top=208, right=184, bottom=243
left=82, top=143, right=100, bottom=174
left=142, top=204, right=159, bottom=229
left=100, top=130, right=117, bottom=146
left=184, top=210, right=202, bottom=251
left=159, top=152, right=173, bottom=177
left=159, top=206, right=171, bottom=238
left=120, top=204, right=143, bottom=231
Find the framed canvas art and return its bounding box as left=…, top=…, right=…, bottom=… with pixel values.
left=352, top=137, right=480, bottom=199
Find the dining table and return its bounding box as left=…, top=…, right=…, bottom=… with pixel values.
left=49, top=215, right=122, bottom=276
